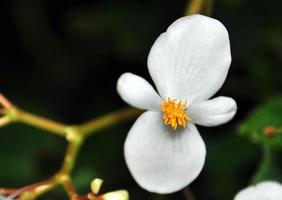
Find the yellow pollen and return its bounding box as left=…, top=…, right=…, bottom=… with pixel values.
left=161, top=98, right=192, bottom=130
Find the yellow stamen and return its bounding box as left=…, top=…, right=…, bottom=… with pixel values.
left=161, top=98, right=192, bottom=130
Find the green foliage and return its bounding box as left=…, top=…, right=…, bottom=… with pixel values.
left=239, top=96, right=282, bottom=149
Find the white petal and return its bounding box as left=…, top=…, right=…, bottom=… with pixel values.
left=117, top=73, right=162, bottom=111
left=124, top=111, right=206, bottom=194
left=234, top=181, right=282, bottom=200
left=188, top=96, right=237, bottom=127
left=148, top=14, right=231, bottom=103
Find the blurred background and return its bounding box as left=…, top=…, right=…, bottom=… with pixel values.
left=0, top=0, right=282, bottom=199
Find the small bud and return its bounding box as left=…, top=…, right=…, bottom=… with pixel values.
left=91, top=179, right=103, bottom=194
left=102, top=190, right=129, bottom=200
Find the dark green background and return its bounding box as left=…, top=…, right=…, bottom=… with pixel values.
left=0, top=0, right=282, bottom=199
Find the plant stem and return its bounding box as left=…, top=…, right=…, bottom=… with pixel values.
left=14, top=108, right=67, bottom=137
left=185, top=0, right=213, bottom=16
left=8, top=107, right=141, bottom=138
left=60, top=138, right=84, bottom=174
left=185, top=0, right=205, bottom=15
left=250, top=146, right=281, bottom=184
left=61, top=176, right=77, bottom=200
left=0, top=93, right=13, bottom=108
left=80, top=108, right=142, bottom=137
left=0, top=188, right=17, bottom=196
left=0, top=93, right=142, bottom=199
left=0, top=116, right=10, bottom=127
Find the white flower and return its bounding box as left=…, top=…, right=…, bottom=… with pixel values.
left=117, top=14, right=237, bottom=194
left=234, top=181, right=282, bottom=200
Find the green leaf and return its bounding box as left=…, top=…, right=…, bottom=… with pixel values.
left=239, top=96, right=282, bottom=149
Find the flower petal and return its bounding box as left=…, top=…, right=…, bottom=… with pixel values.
left=148, top=15, right=231, bottom=103
left=188, top=96, right=237, bottom=127
left=124, top=111, right=206, bottom=194
left=234, top=181, right=282, bottom=200
left=117, top=73, right=162, bottom=111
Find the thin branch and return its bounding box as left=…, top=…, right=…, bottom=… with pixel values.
left=60, top=139, right=83, bottom=174
left=60, top=175, right=77, bottom=200
left=15, top=108, right=67, bottom=137
left=80, top=108, right=142, bottom=137
left=0, top=179, right=57, bottom=200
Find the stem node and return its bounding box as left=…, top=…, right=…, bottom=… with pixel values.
left=65, top=126, right=83, bottom=143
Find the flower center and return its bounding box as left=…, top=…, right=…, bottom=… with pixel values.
left=161, top=98, right=192, bottom=130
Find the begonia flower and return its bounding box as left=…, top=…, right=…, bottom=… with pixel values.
left=117, top=14, right=237, bottom=194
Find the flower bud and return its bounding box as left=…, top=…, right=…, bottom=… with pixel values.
left=102, top=190, right=129, bottom=200
left=90, top=178, right=103, bottom=194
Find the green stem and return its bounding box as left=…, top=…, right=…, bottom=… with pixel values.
left=60, top=175, right=77, bottom=200
left=60, top=138, right=84, bottom=174
left=251, top=147, right=271, bottom=183
left=7, top=107, right=141, bottom=138
left=12, top=108, right=67, bottom=137
left=251, top=146, right=280, bottom=184
left=80, top=108, right=142, bottom=137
